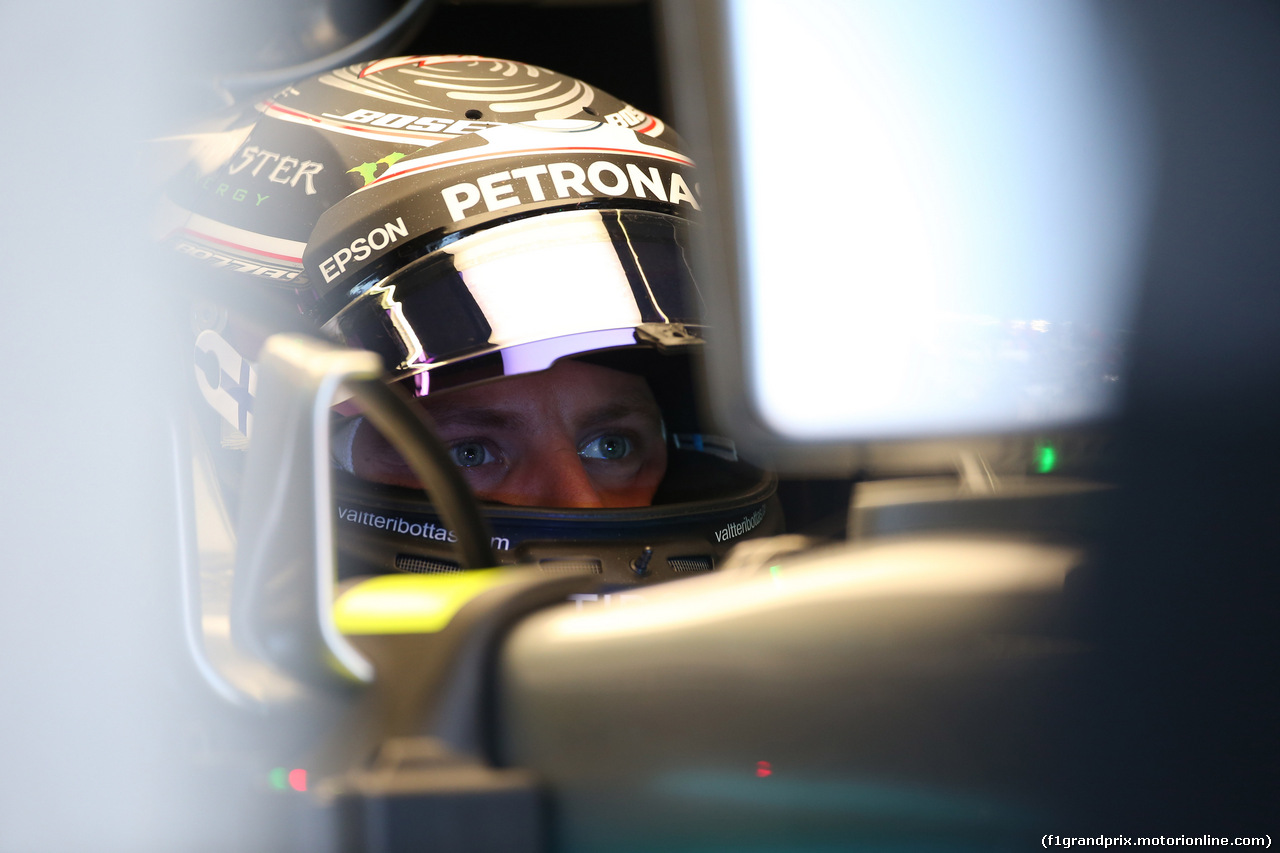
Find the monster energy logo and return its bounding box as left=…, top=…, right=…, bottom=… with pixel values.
left=227, top=145, right=323, bottom=195
left=348, top=152, right=409, bottom=186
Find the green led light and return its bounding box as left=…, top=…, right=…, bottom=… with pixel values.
left=769, top=565, right=782, bottom=578
left=1036, top=444, right=1057, bottom=474
left=268, top=767, right=288, bottom=791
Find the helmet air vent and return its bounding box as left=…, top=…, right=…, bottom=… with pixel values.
left=668, top=556, right=714, bottom=573
left=396, top=554, right=463, bottom=574
left=537, top=558, right=603, bottom=575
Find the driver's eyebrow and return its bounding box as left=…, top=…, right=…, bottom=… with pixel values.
left=577, top=396, right=663, bottom=432
left=422, top=404, right=529, bottom=432
left=422, top=391, right=660, bottom=433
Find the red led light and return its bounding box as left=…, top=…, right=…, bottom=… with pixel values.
left=756, top=761, right=772, bottom=778
left=288, top=768, right=307, bottom=792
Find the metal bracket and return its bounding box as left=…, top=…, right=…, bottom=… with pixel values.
left=231, top=334, right=383, bottom=686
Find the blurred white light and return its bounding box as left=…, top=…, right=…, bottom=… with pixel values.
left=728, top=0, right=1152, bottom=439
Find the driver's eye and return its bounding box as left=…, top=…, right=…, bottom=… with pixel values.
left=579, top=434, right=631, bottom=460
left=450, top=441, right=493, bottom=468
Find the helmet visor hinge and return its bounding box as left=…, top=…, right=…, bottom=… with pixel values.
left=635, top=323, right=702, bottom=352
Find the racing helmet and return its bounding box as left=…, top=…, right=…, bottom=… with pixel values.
left=163, top=56, right=782, bottom=583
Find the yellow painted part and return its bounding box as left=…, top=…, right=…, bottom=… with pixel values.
left=333, top=569, right=511, bottom=635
